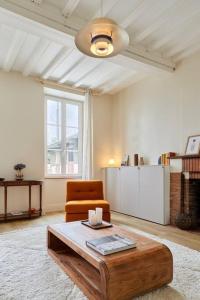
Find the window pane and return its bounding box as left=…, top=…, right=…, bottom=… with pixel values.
left=47, top=100, right=61, bottom=125
left=47, top=150, right=61, bottom=174
left=46, top=97, right=82, bottom=177
left=66, top=127, right=78, bottom=150
left=66, top=151, right=79, bottom=175
left=66, top=104, right=78, bottom=127
left=47, top=125, right=61, bottom=149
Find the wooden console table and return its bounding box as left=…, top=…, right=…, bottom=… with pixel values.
left=0, top=180, right=42, bottom=222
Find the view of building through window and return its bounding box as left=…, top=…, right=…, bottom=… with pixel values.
left=46, top=97, right=82, bottom=176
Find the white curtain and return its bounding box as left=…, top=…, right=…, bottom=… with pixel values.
left=82, top=90, right=93, bottom=179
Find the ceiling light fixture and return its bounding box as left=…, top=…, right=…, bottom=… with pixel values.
left=75, top=1, right=129, bottom=58
left=90, top=33, right=113, bottom=57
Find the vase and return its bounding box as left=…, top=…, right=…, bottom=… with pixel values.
left=16, top=169, right=24, bottom=181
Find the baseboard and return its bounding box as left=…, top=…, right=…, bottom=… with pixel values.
left=43, top=202, right=65, bottom=213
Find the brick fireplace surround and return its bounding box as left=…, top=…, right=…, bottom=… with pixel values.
left=170, top=155, right=200, bottom=226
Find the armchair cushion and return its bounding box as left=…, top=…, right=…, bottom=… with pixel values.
left=67, top=181, right=104, bottom=201
left=65, top=199, right=110, bottom=214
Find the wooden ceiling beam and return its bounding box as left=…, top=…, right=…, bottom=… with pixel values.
left=92, top=0, right=119, bottom=18
left=74, top=61, right=102, bottom=87
left=23, top=38, right=49, bottom=76
left=42, top=47, right=70, bottom=79
left=122, top=45, right=175, bottom=72
left=58, top=56, right=84, bottom=83
left=120, top=0, right=150, bottom=29
left=72, top=61, right=106, bottom=88
left=3, top=29, right=27, bottom=71
left=62, top=0, right=80, bottom=18
left=90, top=64, right=121, bottom=89
left=32, top=76, right=100, bottom=95
left=133, top=0, right=180, bottom=42
left=31, top=0, right=43, bottom=5
left=0, top=5, right=74, bottom=47
left=0, top=0, right=175, bottom=72
left=150, top=2, right=200, bottom=51
left=109, top=73, right=147, bottom=94
left=175, top=43, right=200, bottom=62
left=166, top=30, right=200, bottom=58
left=99, top=70, right=136, bottom=94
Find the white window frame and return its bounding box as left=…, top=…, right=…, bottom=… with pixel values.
left=45, top=95, right=83, bottom=178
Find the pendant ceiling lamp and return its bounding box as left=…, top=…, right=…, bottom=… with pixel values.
left=75, top=1, right=129, bottom=58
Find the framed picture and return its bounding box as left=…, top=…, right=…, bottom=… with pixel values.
left=185, top=135, right=200, bottom=155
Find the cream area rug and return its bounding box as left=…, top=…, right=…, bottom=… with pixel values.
left=0, top=225, right=200, bottom=300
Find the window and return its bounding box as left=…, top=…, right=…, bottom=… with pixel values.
left=45, top=96, right=83, bottom=177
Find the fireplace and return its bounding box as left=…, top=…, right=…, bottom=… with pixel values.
left=183, top=178, right=200, bottom=225
left=170, top=155, right=200, bottom=228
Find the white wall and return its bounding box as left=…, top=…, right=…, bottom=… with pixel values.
left=0, top=71, right=113, bottom=214
left=0, top=72, right=44, bottom=214
left=112, top=52, right=200, bottom=165
left=0, top=72, right=44, bottom=180
left=92, top=94, right=113, bottom=178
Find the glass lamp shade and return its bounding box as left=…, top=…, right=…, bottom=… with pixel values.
left=75, top=18, right=129, bottom=58
left=90, top=34, right=114, bottom=57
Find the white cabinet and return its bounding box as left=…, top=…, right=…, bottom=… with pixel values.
left=120, top=167, right=139, bottom=216
left=138, top=166, right=170, bottom=224
left=105, top=166, right=170, bottom=225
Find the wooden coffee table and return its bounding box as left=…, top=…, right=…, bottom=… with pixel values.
left=47, top=222, right=173, bottom=300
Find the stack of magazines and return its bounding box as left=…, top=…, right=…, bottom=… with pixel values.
left=86, top=234, right=136, bottom=255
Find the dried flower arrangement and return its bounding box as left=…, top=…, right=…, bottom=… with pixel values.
left=14, top=163, right=26, bottom=180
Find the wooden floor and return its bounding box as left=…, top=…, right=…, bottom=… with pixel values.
left=0, top=211, right=200, bottom=251
left=112, top=212, right=200, bottom=251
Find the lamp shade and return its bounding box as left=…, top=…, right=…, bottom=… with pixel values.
left=75, top=18, right=129, bottom=58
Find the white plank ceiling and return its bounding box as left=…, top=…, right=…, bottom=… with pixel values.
left=0, top=0, right=200, bottom=94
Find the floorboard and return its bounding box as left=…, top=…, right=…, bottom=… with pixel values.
left=0, top=211, right=199, bottom=251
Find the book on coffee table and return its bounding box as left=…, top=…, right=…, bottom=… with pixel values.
left=86, top=234, right=136, bottom=255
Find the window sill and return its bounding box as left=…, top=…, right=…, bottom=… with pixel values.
left=45, top=175, right=82, bottom=179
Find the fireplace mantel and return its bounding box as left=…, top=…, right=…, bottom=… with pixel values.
left=170, top=154, right=200, bottom=159
left=170, top=154, right=200, bottom=177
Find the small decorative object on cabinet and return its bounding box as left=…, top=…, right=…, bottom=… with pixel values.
left=134, top=154, right=138, bottom=166
left=139, top=157, right=144, bottom=165
left=14, top=163, right=26, bottom=180
left=161, top=152, right=176, bottom=165
left=185, top=135, right=200, bottom=155
left=121, top=154, right=129, bottom=166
